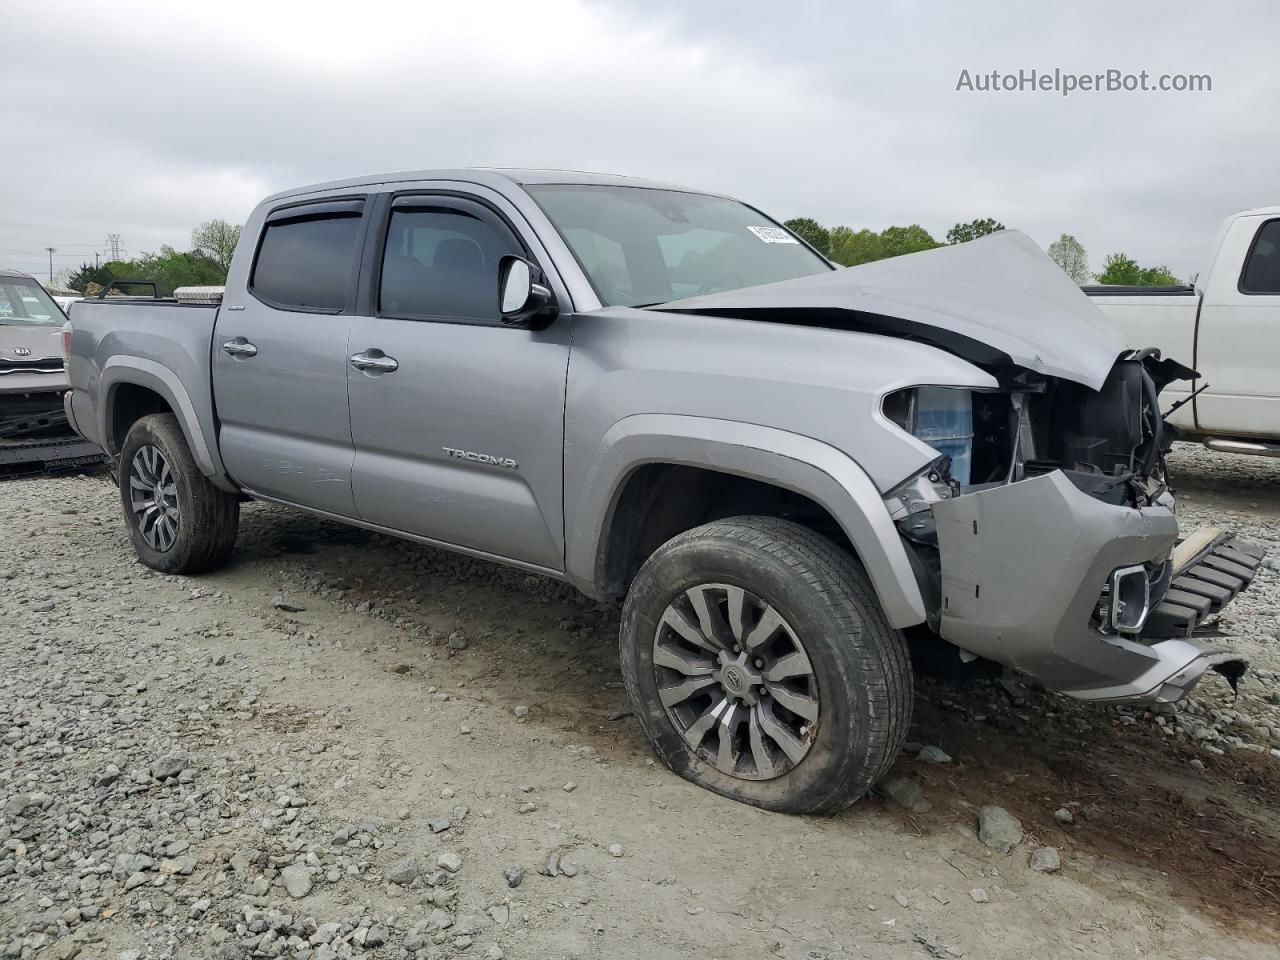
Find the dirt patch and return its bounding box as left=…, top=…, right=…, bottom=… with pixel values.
left=899, top=677, right=1280, bottom=934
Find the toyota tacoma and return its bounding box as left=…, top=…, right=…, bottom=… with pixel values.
left=63, top=169, right=1264, bottom=813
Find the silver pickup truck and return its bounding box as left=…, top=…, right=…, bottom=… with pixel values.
left=64, top=169, right=1263, bottom=813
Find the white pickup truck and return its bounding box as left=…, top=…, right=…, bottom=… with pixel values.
left=1087, top=206, right=1280, bottom=456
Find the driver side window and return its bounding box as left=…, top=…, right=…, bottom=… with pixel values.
left=379, top=205, right=522, bottom=322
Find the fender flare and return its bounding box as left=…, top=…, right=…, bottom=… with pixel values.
left=567, top=414, right=927, bottom=628
left=99, top=357, right=232, bottom=489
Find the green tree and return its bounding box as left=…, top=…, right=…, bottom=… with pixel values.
left=828, top=227, right=883, bottom=266
left=66, top=261, right=114, bottom=293
left=1095, top=253, right=1180, bottom=286
left=192, top=219, right=242, bottom=273
left=783, top=217, right=831, bottom=257
left=946, top=218, right=1005, bottom=244
left=879, top=224, right=941, bottom=259
left=1047, top=234, right=1090, bottom=284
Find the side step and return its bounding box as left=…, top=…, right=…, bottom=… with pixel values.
left=1143, top=532, right=1265, bottom=638
left=1205, top=438, right=1280, bottom=458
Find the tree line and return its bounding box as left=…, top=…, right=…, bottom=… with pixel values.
left=783, top=217, right=1182, bottom=287
left=65, top=220, right=242, bottom=296
left=61, top=213, right=1183, bottom=295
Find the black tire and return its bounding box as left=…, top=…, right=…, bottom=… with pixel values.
left=619, top=516, right=912, bottom=814
left=118, top=413, right=239, bottom=574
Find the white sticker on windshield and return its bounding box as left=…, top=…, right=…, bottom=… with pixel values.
left=747, top=225, right=799, bottom=244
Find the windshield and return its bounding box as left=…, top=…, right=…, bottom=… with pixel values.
left=526, top=185, right=832, bottom=307
left=0, top=278, right=64, bottom=326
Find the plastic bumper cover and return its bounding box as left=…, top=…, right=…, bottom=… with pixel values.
left=931, top=470, right=1258, bottom=704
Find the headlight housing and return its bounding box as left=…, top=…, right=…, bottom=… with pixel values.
left=882, top=386, right=974, bottom=486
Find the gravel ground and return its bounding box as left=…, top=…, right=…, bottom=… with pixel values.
left=1, top=442, right=1277, bottom=960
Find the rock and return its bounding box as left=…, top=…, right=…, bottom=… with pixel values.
left=1053, top=807, right=1074, bottom=825
left=607, top=843, right=624, bottom=858
left=562, top=781, right=578, bottom=793
left=1030, top=846, right=1061, bottom=873
left=149, top=752, right=190, bottom=780
left=447, top=632, right=468, bottom=650
left=513, top=705, right=529, bottom=717
left=978, top=804, right=1023, bottom=854
left=428, top=818, right=451, bottom=834
left=505, top=865, right=524, bottom=888
left=969, top=887, right=990, bottom=903
left=488, top=904, right=510, bottom=924
left=516, top=800, right=537, bottom=814
left=485, top=947, right=505, bottom=960
left=427, top=908, right=453, bottom=930
left=437, top=851, right=463, bottom=873
left=280, top=863, right=312, bottom=898
left=272, top=593, right=305, bottom=612
left=1189, top=758, right=1206, bottom=771
left=878, top=775, right=931, bottom=814
left=365, top=924, right=389, bottom=947
left=561, top=859, right=580, bottom=877
left=892, top=892, right=909, bottom=908
left=386, top=857, right=419, bottom=885
left=916, top=745, right=952, bottom=763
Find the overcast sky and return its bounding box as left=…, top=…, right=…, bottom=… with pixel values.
left=2, top=0, right=1275, bottom=284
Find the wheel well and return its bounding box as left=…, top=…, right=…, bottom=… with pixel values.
left=108, top=384, right=172, bottom=455
left=597, top=464, right=855, bottom=599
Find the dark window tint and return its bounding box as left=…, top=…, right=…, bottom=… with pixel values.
left=1242, top=220, right=1280, bottom=294
left=379, top=207, right=519, bottom=321
left=252, top=213, right=361, bottom=311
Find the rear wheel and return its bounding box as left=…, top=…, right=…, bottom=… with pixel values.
left=619, top=516, right=912, bottom=813
left=119, top=414, right=239, bottom=574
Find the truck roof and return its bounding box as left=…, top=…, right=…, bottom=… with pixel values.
left=260, top=167, right=722, bottom=206
left=0, top=267, right=37, bottom=281
left=1233, top=205, right=1280, bottom=219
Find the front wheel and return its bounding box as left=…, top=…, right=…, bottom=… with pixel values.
left=119, top=413, right=239, bottom=574
left=619, top=516, right=912, bottom=814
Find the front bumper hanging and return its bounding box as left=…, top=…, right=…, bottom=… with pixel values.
left=929, top=470, right=1264, bottom=705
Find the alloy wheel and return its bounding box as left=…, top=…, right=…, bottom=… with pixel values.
left=652, top=583, right=820, bottom=780
left=129, top=444, right=179, bottom=552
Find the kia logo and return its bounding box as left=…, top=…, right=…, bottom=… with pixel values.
left=12, top=346, right=31, bottom=356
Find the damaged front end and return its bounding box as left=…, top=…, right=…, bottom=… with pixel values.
left=886, top=351, right=1265, bottom=704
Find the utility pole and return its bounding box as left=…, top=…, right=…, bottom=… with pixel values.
left=45, top=247, right=55, bottom=286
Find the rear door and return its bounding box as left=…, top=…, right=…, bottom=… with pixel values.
left=1195, top=216, right=1280, bottom=437
left=212, top=194, right=370, bottom=515
left=345, top=187, right=572, bottom=570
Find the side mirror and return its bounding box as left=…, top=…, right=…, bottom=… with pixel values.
left=499, top=255, right=557, bottom=327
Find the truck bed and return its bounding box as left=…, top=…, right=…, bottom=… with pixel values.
left=64, top=298, right=221, bottom=467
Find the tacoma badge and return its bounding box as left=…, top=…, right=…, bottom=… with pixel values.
left=441, top=447, right=518, bottom=469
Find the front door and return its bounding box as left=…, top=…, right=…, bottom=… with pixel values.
left=212, top=195, right=369, bottom=516
left=1194, top=215, right=1280, bottom=438
left=346, top=191, right=571, bottom=570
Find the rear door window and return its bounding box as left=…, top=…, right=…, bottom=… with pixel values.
left=251, top=208, right=363, bottom=311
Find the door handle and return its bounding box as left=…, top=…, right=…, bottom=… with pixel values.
left=222, top=339, right=258, bottom=357
left=350, top=352, right=399, bottom=373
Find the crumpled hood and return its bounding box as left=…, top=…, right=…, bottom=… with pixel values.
left=657, top=229, right=1123, bottom=391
